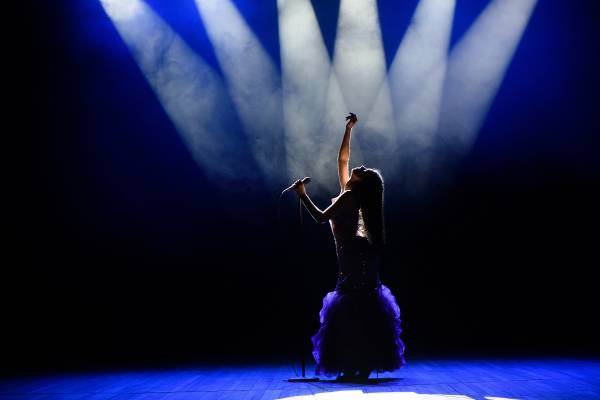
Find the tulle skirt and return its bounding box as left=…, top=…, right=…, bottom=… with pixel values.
left=311, top=285, right=406, bottom=376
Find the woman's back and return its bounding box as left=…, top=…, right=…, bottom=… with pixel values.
left=329, top=190, right=360, bottom=245
left=329, top=191, right=381, bottom=293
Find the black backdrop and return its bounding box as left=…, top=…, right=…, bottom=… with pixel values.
left=8, top=0, right=599, bottom=374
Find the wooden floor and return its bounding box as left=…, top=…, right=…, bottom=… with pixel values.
left=1, top=358, right=599, bottom=400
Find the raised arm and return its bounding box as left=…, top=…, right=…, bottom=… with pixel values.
left=292, top=180, right=355, bottom=224
left=338, top=114, right=357, bottom=193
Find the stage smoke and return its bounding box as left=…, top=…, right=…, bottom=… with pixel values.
left=333, top=0, right=393, bottom=170
left=386, top=0, right=456, bottom=193
left=437, top=0, right=538, bottom=156
left=195, top=0, right=285, bottom=187
left=99, top=0, right=257, bottom=190
left=278, top=0, right=348, bottom=192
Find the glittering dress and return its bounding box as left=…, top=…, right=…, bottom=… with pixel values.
left=311, top=190, right=406, bottom=376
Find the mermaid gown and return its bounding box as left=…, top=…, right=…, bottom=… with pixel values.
left=311, top=190, right=406, bottom=376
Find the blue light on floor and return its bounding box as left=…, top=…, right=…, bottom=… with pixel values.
left=1, top=358, right=599, bottom=400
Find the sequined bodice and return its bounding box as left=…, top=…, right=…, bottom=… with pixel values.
left=329, top=192, right=382, bottom=293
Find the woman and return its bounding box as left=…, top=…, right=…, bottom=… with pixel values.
left=292, top=113, right=405, bottom=381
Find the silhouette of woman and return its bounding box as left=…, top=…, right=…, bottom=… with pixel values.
left=292, top=113, right=405, bottom=381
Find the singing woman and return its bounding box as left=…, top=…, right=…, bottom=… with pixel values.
left=291, top=113, right=405, bottom=381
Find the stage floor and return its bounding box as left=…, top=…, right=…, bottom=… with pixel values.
left=1, top=358, right=599, bottom=400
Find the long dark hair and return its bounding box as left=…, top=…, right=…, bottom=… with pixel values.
left=354, top=168, right=385, bottom=249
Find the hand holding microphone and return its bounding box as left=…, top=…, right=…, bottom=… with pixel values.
left=283, top=177, right=311, bottom=196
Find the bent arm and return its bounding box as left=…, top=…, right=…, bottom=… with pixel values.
left=300, top=190, right=353, bottom=224
left=337, top=125, right=352, bottom=193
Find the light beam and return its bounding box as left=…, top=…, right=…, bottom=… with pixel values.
left=333, top=0, right=392, bottom=170
left=100, top=0, right=257, bottom=189
left=195, top=0, right=285, bottom=186
left=386, top=0, right=456, bottom=192
left=333, top=0, right=389, bottom=119
left=437, top=0, right=538, bottom=156
left=278, top=0, right=348, bottom=192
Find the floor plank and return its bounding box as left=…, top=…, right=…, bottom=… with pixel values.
left=1, top=358, right=599, bottom=400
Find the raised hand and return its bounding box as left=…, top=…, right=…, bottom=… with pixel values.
left=345, top=112, right=358, bottom=129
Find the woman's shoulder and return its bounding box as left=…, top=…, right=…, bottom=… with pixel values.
left=331, top=190, right=357, bottom=206
left=331, top=190, right=352, bottom=201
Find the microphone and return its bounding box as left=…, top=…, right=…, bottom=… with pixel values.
left=282, top=177, right=311, bottom=194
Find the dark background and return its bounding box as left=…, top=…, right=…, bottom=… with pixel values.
left=8, top=0, right=599, bottom=374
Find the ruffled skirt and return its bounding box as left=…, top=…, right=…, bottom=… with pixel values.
left=311, top=284, right=406, bottom=376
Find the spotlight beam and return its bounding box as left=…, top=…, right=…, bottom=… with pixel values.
left=99, top=0, right=256, bottom=188
left=195, top=0, right=286, bottom=186
left=278, top=0, right=349, bottom=191
left=333, top=0, right=388, bottom=120
left=332, top=0, right=396, bottom=170
left=437, top=0, right=538, bottom=155
left=385, top=0, right=456, bottom=191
